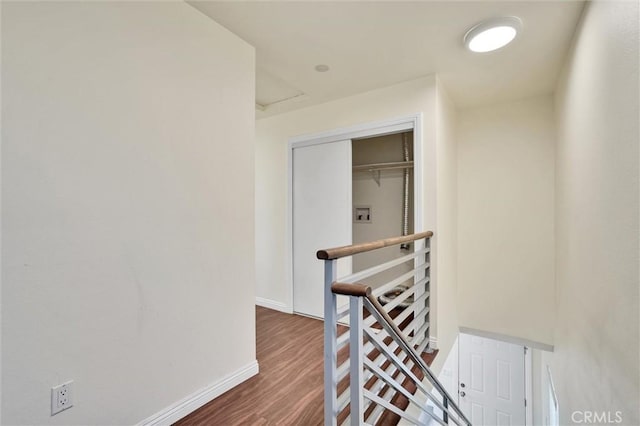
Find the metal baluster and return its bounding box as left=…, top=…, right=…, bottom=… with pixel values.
left=425, top=236, right=431, bottom=346
left=324, top=259, right=338, bottom=426
left=443, top=395, right=449, bottom=424
left=349, top=296, right=364, bottom=424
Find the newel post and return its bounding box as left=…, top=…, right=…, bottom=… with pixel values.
left=323, top=259, right=338, bottom=426
left=349, top=295, right=365, bottom=424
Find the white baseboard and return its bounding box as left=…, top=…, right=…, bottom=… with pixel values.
left=256, top=297, right=291, bottom=313
left=137, top=360, right=259, bottom=426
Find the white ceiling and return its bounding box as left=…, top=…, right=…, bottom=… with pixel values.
left=189, top=1, right=585, bottom=118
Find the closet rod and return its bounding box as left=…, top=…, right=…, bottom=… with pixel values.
left=352, top=161, right=414, bottom=173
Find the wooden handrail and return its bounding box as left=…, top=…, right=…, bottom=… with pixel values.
left=316, top=231, right=433, bottom=260
left=331, top=282, right=371, bottom=297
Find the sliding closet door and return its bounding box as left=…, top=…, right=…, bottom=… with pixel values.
left=293, top=140, right=352, bottom=318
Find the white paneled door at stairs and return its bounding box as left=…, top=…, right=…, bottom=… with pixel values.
left=459, top=333, right=526, bottom=426
left=292, top=139, right=352, bottom=319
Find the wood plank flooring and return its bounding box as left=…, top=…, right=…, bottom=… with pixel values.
left=175, top=307, right=327, bottom=425
left=175, top=306, right=436, bottom=426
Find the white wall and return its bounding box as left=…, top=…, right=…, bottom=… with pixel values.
left=255, top=76, right=436, bottom=305
left=531, top=348, right=547, bottom=426
left=255, top=76, right=461, bottom=355
left=1, top=3, right=256, bottom=425
left=431, top=79, right=459, bottom=372
left=552, top=1, right=639, bottom=424
left=457, top=95, right=556, bottom=347
left=0, top=3, right=4, bottom=421
left=436, top=336, right=459, bottom=399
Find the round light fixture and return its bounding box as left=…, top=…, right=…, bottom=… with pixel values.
left=464, top=17, right=522, bottom=53
left=314, top=64, right=330, bottom=72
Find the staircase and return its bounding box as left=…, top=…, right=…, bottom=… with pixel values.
left=317, top=232, right=471, bottom=426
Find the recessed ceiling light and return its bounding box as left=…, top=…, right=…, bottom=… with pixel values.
left=464, top=17, right=522, bottom=53
left=314, top=64, right=330, bottom=72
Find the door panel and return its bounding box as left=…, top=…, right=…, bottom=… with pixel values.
left=292, top=140, right=352, bottom=318
left=459, top=333, right=526, bottom=426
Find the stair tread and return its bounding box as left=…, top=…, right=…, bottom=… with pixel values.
left=373, top=350, right=438, bottom=426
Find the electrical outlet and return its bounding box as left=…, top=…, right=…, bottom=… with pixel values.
left=51, top=381, right=73, bottom=415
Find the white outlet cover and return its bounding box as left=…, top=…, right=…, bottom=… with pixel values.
left=51, top=380, right=74, bottom=415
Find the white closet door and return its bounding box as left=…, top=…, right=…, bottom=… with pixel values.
left=293, top=140, right=352, bottom=318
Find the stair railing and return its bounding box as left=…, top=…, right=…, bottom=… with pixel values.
left=317, top=232, right=471, bottom=426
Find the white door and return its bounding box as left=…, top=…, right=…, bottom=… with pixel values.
left=293, top=140, right=352, bottom=318
left=459, top=333, right=526, bottom=426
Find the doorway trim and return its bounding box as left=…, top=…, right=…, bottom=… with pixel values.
left=525, top=346, right=533, bottom=425
left=286, top=113, right=424, bottom=314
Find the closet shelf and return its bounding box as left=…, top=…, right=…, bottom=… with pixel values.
left=352, top=161, right=414, bottom=173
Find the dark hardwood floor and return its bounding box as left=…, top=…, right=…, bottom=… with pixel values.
left=175, top=307, right=327, bottom=425
left=175, top=306, right=436, bottom=426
